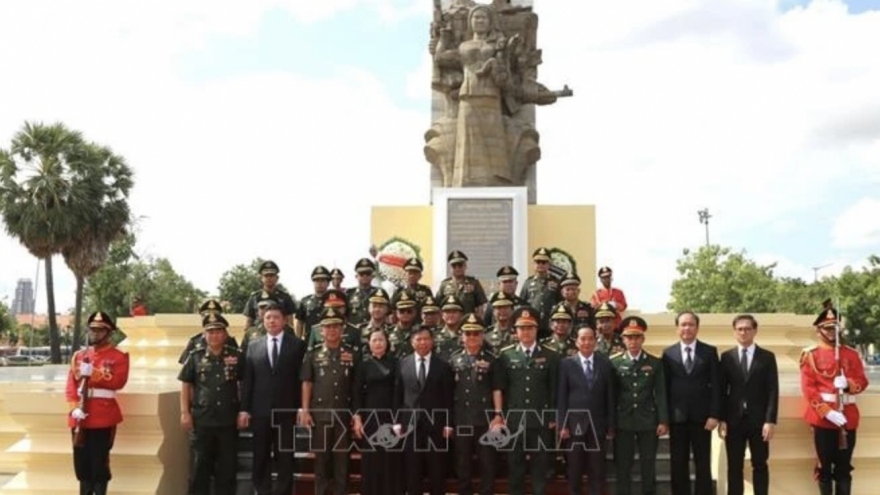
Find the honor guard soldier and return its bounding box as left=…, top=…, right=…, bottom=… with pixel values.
left=329, top=267, right=345, bottom=292
left=346, top=258, right=378, bottom=326
left=589, top=266, right=628, bottom=331
left=66, top=311, right=130, bottom=495
left=801, top=305, right=868, bottom=495
left=240, top=294, right=296, bottom=356
left=595, top=302, right=625, bottom=356
left=435, top=295, right=466, bottom=361
left=436, top=250, right=489, bottom=317
left=388, top=289, right=418, bottom=357
left=484, top=265, right=526, bottom=327
left=496, top=307, right=560, bottom=495
left=307, top=289, right=362, bottom=352
left=485, top=291, right=517, bottom=355
left=295, top=265, right=331, bottom=340
left=242, top=260, right=297, bottom=329
left=358, top=288, right=392, bottom=344
left=402, top=257, right=433, bottom=308
left=451, top=314, right=504, bottom=495
left=541, top=303, right=577, bottom=357
left=519, top=247, right=561, bottom=339
left=420, top=295, right=442, bottom=331
left=178, top=313, right=244, bottom=495
left=179, top=299, right=238, bottom=364
left=299, top=307, right=360, bottom=495
left=611, top=316, right=668, bottom=495
left=557, top=272, right=594, bottom=328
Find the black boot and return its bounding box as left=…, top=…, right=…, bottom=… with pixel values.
left=818, top=480, right=833, bottom=495
left=79, top=482, right=93, bottom=495
left=92, top=482, right=107, bottom=495
left=836, top=479, right=852, bottom=495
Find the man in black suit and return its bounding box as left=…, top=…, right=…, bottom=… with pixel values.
left=662, top=311, right=721, bottom=495
left=239, top=303, right=308, bottom=495
left=393, top=326, right=454, bottom=495
left=558, top=325, right=615, bottom=495
left=718, top=314, right=779, bottom=495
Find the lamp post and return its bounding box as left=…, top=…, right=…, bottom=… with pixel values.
left=812, top=263, right=832, bottom=282
left=697, top=208, right=711, bottom=247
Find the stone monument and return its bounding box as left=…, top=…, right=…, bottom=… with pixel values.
left=424, top=0, right=572, bottom=205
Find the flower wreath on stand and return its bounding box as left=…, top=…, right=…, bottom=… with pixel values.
left=547, top=247, right=577, bottom=280
left=373, top=237, right=423, bottom=288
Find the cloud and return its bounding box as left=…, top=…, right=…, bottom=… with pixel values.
left=832, top=198, right=880, bottom=249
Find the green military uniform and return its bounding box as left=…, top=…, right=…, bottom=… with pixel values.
left=557, top=272, right=595, bottom=329
left=483, top=265, right=526, bottom=327
left=178, top=299, right=238, bottom=364
left=306, top=290, right=362, bottom=353
left=451, top=314, right=502, bottom=495
left=301, top=307, right=359, bottom=495
left=540, top=304, right=577, bottom=357
left=434, top=295, right=465, bottom=361
left=357, top=288, right=392, bottom=345
left=295, top=265, right=332, bottom=343
left=518, top=248, right=561, bottom=338
left=243, top=261, right=297, bottom=321
left=484, top=291, right=517, bottom=355
left=611, top=316, right=668, bottom=495
left=496, top=307, right=560, bottom=495
left=418, top=295, right=441, bottom=334
left=597, top=332, right=625, bottom=356
left=346, top=258, right=378, bottom=326
left=402, top=257, right=433, bottom=307
left=178, top=313, right=244, bottom=495
left=388, top=290, right=419, bottom=358
left=435, top=250, right=488, bottom=315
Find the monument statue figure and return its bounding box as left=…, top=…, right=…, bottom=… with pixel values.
left=425, top=1, right=572, bottom=193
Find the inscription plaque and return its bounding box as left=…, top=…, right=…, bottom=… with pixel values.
left=446, top=198, right=514, bottom=292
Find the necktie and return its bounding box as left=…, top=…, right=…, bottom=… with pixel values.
left=685, top=346, right=694, bottom=373
left=525, top=348, right=532, bottom=359
left=741, top=348, right=749, bottom=377
left=418, top=357, right=426, bottom=387
left=585, top=359, right=593, bottom=384
left=271, top=337, right=279, bottom=369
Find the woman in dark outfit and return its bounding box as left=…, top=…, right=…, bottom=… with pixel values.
left=352, top=328, right=401, bottom=495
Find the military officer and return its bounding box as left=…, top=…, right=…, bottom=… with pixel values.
left=295, top=265, right=331, bottom=340
left=611, top=316, right=668, bottom=495
left=518, top=247, right=561, bottom=339
left=358, top=288, right=392, bottom=345
left=346, top=258, right=378, bottom=326
left=435, top=250, right=488, bottom=317
left=483, top=265, right=526, bottom=327
left=329, top=268, right=345, bottom=292
left=496, top=307, right=560, bottom=495
left=388, top=289, right=418, bottom=358
left=178, top=299, right=238, bottom=365
left=451, top=314, right=504, bottom=495
left=66, top=311, right=130, bottom=495
left=240, top=294, right=296, bottom=356
left=801, top=305, right=869, bottom=495
left=299, top=307, right=360, bottom=495
left=485, top=291, right=517, bottom=355
left=540, top=303, right=577, bottom=357
left=557, top=272, right=594, bottom=328
left=242, top=260, right=297, bottom=329
left=435, top=295, right=466, bottom=361
left=178, top=313, right=244, bottom=495
left=420, top=295, right=442, bottom=331
left=595, top=302, right=625, bottom=356
left=402, top=257, right=433, bottom=308
left=307, top=289, right=362, bottom=353
left=589, top=266, right=628, bottom=331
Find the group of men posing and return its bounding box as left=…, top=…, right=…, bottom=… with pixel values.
left=65, top=248, right=869, bottom=495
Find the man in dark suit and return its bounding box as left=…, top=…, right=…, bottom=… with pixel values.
left=718, top=314, right=779, bottom=495
left=239, top=303, right=308, bottom=495
left=393, top=326, right=454, bottom=495
left=662, top=311, right=721, bottom=495
left=557, top=325, right=615, bottom=495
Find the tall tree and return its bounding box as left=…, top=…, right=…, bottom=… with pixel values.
left=0, top=298, right=15, bottom=340
left=834, top=256, right=880, bottom=354
left=0, top=122, right=88, bottom=363
left=83, top=232, right=139, bottom=319
left=217, top=258, right=267, bottom=313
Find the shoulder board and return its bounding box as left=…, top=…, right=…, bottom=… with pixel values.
left=539, top=336, right=551, bottom=343
left=799, top=345, right=817, bottom=365
left=341, top=343, right=355, bottom=350
left=187, top=346, right=205, bottom=357
left=536, top=344, right=547, bottom=352
left=451, top=348, right=465, bottom=356
left=500, top=344, right=517, bottom=352
left=249, top=289, right=262, bottom=297
left=610, top=352, right=624, bottom=360
left=441, top=277, right=452, bottom=283
left=276, top=287, right=290, bottom=294
left=223, top=344, right=240, bottom=353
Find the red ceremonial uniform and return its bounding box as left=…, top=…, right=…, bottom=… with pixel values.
left=66, top=344, right=130, bottom=429
left=590, top=287, right=627, bottom=327
left=800, top=342, right=868, bottom=430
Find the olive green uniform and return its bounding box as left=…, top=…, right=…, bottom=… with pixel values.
left=563, top=300, right=595, bottom=329
left=436, top=276, right=488, bottom=315
left=178, top=333, right=238, bottom=365
left=484, top=323, right=515, bottom=356
left=178, top=344, right=244, bottom=495
left=308, top=322, right=362, bottom=354
left=387, top=325, right=415, bottom=358
left=611, top=351, right=668, bottom=495
left=518, top=276, right=560, bottom=338
left=540, top=334, right=577, bottom=357
left=597, top=332, right=625, bottom=356
left=434, top=326, right=463, bottom=362
left=295, top=293, right=326, bottom=342
left=358, top=321, right=391, bottom=347
left=242, top=288, right=296, bottom=321
left=482, top=292, right=526, bottom=327
left=345, top=286, right=376, bottom=326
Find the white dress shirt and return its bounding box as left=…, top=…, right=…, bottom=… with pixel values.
left=680, top=341, right=696, bottom=362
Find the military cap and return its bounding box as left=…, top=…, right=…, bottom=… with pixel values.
left=461, top=313, right=485, bottom=333
left=619, top=316, right=647, bottom=336
left=199, top=298, right=223, bottom=315
left=322, top=289, right=348, bottom=309
left=330, top=268, right=344, bottom=279
left=441, top=294, right=464, bottom=312
left=490, top=291, right=515, bottom=307
left=496, top=265, right=519, bottom=281
left=594, top=301, right=616, bottom=320
left=597, top=266, right=613, bottom=278
left=202, top=312, right=230, bottom=331
left=259, top=260, right=280, bottom=275
left=320, top=307, right=345, bottom=326
left=421, top=296, right=440, bottom=313
left=512, top=307, right=540, bottom=328
left=549, top=303, right=573, bottom=321
left=532, top=247, right=551, bottom=262
left=447, top=250, right=468, bottom=264
left=311, top=265, right=331, bottom=281
left=256, top=291, right=277, bottom=308
left=369, top=288, right=390, bottom=305
left=560, top=272, right=581, bottom=287
left=814, top=307, right=839, bottom=328
left=87, top=311, right=117, bottom=331
left=392, top=290, right=418, bottom=310
left=404, top=258, right=424, bottom=273
left=822, top=298, right=833, bottom=309
left=355, top=258, right=376, bottom=274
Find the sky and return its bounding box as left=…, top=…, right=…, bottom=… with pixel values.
left=1, top=0, right=879, bottom=315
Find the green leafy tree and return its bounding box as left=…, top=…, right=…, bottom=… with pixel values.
left=83, top=232, right=139, bottom=319
left=0, top=298, right=15, bottom=340
left=667, top=245, right=778, bottom=313
left=130, top=257, right=207, bottom=313
left=217, top=258, right=267, bottom=313
left=833, top=256, right=880, bottom=354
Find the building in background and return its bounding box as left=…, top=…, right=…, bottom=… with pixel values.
left=11, top=279, right=34, bottom=316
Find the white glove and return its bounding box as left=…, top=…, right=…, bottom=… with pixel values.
left=608, top=301, right=617, bottom=308
left=834, top=375, right=848, bottom=390
left=824, top=410, right=847, bottom=427
left=70, top=408, right=88, bottom=421
left=79, top=362, right=93, bottom=377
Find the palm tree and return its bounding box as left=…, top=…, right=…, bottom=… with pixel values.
left=0, top=122, right=87, bottom=363
left=62, top=144, right=133, bottom=352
